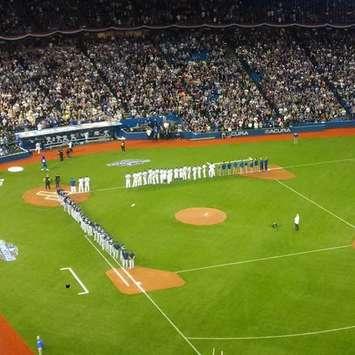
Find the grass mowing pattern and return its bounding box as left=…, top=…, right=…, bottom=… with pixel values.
left=0, top=135, right=354, bottom=354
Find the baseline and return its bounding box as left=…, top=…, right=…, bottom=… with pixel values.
left=81, top=234, right=201, bottom=355
left=188, top=324, right=355, bottom=340
left=176, top=244, right=351, bottom=274
left=275, top=179, right=355, bottom=230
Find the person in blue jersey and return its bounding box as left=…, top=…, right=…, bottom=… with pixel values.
left=36, top=335, right=44, bottom=355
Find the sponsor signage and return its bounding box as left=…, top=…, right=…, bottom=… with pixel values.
left=230, top=130, right=249, bottom=137
left=264, top=128, right=292, bottom=134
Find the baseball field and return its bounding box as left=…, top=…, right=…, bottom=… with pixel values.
left=0, top=131, right=354, bottom=355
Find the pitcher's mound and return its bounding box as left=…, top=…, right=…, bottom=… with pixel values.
left=106, top=267, right=185, bottom=295
left=242, top=164, right=295, bottom=180
left=175, top=207, right=227, bottom=225
left=23, top=185, right=90, bottom=207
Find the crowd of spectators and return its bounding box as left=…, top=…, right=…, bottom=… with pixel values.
left=0, top=41, right=118, bottom=132
left=299, top=29, right=354, bottom=116
left=0, top=0, right=354, bottom=37
left=236, top=29, right=346, bottom=126
left=87, top=32, right=271, bottom=131
left=0, top=29, right=353, bottom=150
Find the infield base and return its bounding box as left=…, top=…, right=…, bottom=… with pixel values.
left=106, top=267, right=185, bottom=295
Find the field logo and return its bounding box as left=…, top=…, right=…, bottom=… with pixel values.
left=0, top=240, right=18, bottom=262
left=107, top=159, right=151, bottom=167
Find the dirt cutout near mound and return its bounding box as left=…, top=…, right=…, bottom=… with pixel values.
left=0, top=315, right=34, bottom=355
left=175, top=207, right=227, bottom=226
left=23, top=185, right=90, bottom=207
left=240, top=164, right=295, bottom=180
left=106, top=267, right=185, bottom=295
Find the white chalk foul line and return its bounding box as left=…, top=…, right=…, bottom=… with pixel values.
left=275, top=180, right=355, bottom=230
left=277, top=157, right=355, bottom=171
left=188, top=324, right=355, bottom=340
left=176, top=244, right=352, bottom=274
left=60, top=267, right=89, bottom=295
left=83, top=234, right=129, bottom=286
left=82, top=233, right=201, bottom=355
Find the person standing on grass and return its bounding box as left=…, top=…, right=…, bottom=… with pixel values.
left=44, top=175, right=51, bottom=191
left=36, top=335, right=44, bottom=355
left=40, top=155, right=48, bottom=171
left=55, top=175, right=61, bottom=189
left=69, top=177, right=77, bottom=193
left=294, top=213, right=300, bottom=231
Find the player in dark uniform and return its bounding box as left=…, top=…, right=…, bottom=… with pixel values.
left=259, top=158, right=264, bottom=171
left=264, top=157, right=269, bottom=171
left=254, top=158, right=259, bottom=172
left=55, top=175, right=61, bottom=189
left=44, top=175, right=51, bottom=190
left=227, top=161, right=232, bottom=175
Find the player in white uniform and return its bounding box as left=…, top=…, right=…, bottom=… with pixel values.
left=154, top=169, right=160, bottom=184
left=137, top=172, right=143, bottom=187
left=192, top=166, right=197, bottom=180
left=84, top=176, right=90, bottom=192
left=78, top=177, right=84, bottom=193
left=187, top=166, right=192, bottom=180
left=160, top=169, right=166, bottom=184
left=132, top=173, right=138, bottom=188
left=208, top=163, right=216, bottom=178
left=142, top=171, right=148, bottom=186
left=182, top=166, right=188, bottom=180
left=125, top=174, right=131, bottom=188
left=197, top=166, right=202, bottom=179
left=202, top=164, right=207, bottom=178
left=167, top=169, right=173, bottom=184
left=147, top=169, right=154, bottom=185
left=174, top=168, right=179, bottom=180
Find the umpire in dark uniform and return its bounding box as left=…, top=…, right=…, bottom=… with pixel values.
left=44, top=175, right=51, bottom=190
left=55, top=175, right=61, bottom=189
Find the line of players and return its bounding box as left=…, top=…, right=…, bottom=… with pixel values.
left=57, top=189, right=135, bottom=269
left=125, top=157, right=269, bottom=188
left=69, top=176, right=91, bottom=193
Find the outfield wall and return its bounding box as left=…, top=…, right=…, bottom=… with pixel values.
left=9, top=119, right=355, bottom=160
left=119, top=119, right=355, bottom=140
left=0, top=150, right=31, bottom=164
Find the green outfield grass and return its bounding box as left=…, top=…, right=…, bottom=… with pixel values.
left=0, top=135, right=354, bottom=355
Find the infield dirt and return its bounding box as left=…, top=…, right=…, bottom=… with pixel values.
left=106, top=267, right=185, bottom=295
left=23, top=185, right=90, bottom=207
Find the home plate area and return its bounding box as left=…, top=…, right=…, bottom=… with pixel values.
left=106, top=267, right=185, bottom=295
